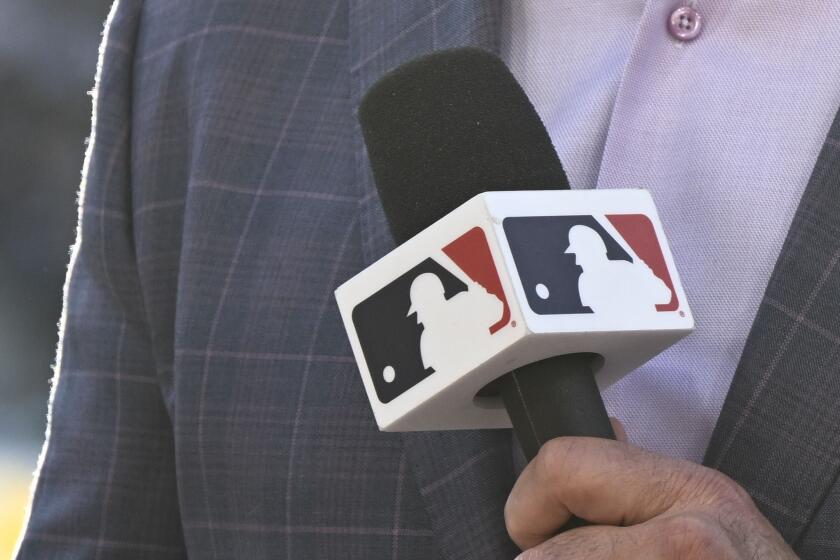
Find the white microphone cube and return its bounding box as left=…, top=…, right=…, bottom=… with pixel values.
left=335, top=190, right=693, bottom=431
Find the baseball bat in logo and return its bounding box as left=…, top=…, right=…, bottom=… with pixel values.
left=352, top=227, right=511, bottom=403
left=503, top=214, right=678, bottom=316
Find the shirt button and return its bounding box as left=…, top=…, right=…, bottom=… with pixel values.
left=668, top=6, right=702, bottom=41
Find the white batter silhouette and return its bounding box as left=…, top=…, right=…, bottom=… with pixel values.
left=564, top=225, right=671, bottom=314
left=407, top=272, right=503, bottom=372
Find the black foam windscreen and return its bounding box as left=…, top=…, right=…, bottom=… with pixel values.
left=359, top=47, right=569, bottom=245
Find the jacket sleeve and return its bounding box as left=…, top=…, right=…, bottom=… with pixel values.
left=15, top=1, right=186, bottom=557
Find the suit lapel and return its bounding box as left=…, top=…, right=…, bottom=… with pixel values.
left=704, top=111, right=840, bottom=545
left=349, top=2, right=519, bottom=559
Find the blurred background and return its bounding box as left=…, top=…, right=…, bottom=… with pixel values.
left=0, top=0, right=112, bottom=555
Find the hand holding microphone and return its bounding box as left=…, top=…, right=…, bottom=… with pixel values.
left=506, top=437, right=796, bottom=559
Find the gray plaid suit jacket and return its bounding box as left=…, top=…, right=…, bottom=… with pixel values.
left=15, top=1, right=840, bottom=558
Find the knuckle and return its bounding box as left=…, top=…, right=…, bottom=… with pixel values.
left=503, top=498, right=523, bottom=540
left=536, top=437, right=572, bottom=472
left=503, top=494, right=542, bottom=550
left=712, top=472, right=753, bottom=504
left=700, top=470, right=755, bottom=511
left=661, top=513, right=736, bottom=559
left=535, top=437, right=587, bottom=484
left=684, top=467, right=753, bottom=509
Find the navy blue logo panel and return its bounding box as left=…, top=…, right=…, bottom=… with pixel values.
left=351, top=258, right=467, bottom=403
left=503, top=215, right=632, bottom=315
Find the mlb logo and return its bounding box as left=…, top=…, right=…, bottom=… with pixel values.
left=504, top=214, right=679, bottom=317
left=352, top=227, right=513, bottom=404
left=336, top=189, right=693, bottom=431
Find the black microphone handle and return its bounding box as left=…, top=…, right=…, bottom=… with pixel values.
left=498, top=353, right=616, bottom=532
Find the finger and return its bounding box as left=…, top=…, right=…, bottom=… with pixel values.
left=505, top=437, right=717, bottom=550
left=516, top=524, right=665, bottom=560
left=516, top=514, right=739, bottom=560
left=516, top=526, right=652, bottom=560
left=609, top=417, right=628, bottom=443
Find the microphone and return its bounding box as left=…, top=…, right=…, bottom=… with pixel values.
left=336, top=49, right=692, bottom=466
left=357, top=47, right=615, bottom=459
